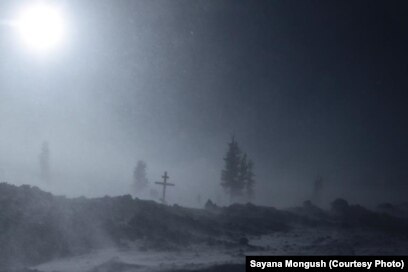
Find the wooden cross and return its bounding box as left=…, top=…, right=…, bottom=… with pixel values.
left=155, top=171, right=175, bottom=204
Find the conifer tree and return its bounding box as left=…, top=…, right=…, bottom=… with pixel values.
left=221, top=137, right=257, bottom=203
left=133, top=160, right=148, bottom=192
left=221, top=137, right=243, bottom=202
left=238, top=153, right=248, bottom=193
left=245, top=159, right=255, bottom=200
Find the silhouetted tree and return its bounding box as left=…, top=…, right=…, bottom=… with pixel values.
left=133, top=160, right=148, bottom=192
left=221, top=136, right=244, bottom=202
left=205, top=199, right=218, bottom=212
left=238, top=153, right=248, bottom=194
left=245, top=159, right=255, bottom=201
left=39, top=141, right=50, bottom=184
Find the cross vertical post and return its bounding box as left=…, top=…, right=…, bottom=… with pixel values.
left=155, top=171, right=175, bottom=204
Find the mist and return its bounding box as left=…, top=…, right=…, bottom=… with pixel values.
left=1, top=0, right=407, bottom=209
left=1, top=1, right=408, bottom=271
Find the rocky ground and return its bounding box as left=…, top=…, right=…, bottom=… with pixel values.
left=30, top=228, right=408, bottom=272
left=0, top=183, right=407, bottom=272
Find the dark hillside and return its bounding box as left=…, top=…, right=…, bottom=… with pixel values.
left=0, top=183, right=407, bottom=269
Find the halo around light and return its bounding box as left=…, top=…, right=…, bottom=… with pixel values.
left=14, top=3, right=66, bottom=53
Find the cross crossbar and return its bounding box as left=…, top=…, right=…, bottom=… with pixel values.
left=154, top=171, right=175, bottom=204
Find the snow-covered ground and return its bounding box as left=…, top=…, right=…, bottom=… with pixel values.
left=33, top=245, right=242, bottom=272
left=33, top=227, right=408, bottom=272
left=1, top=183, right=407, bottom=272
left=249, top=227, right=408, bottom=255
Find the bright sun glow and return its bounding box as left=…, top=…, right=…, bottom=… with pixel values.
left=14, top=3, right=66, bottom=53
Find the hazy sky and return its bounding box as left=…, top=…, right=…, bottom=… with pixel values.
left=0, top=0, right=407, bottom=207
